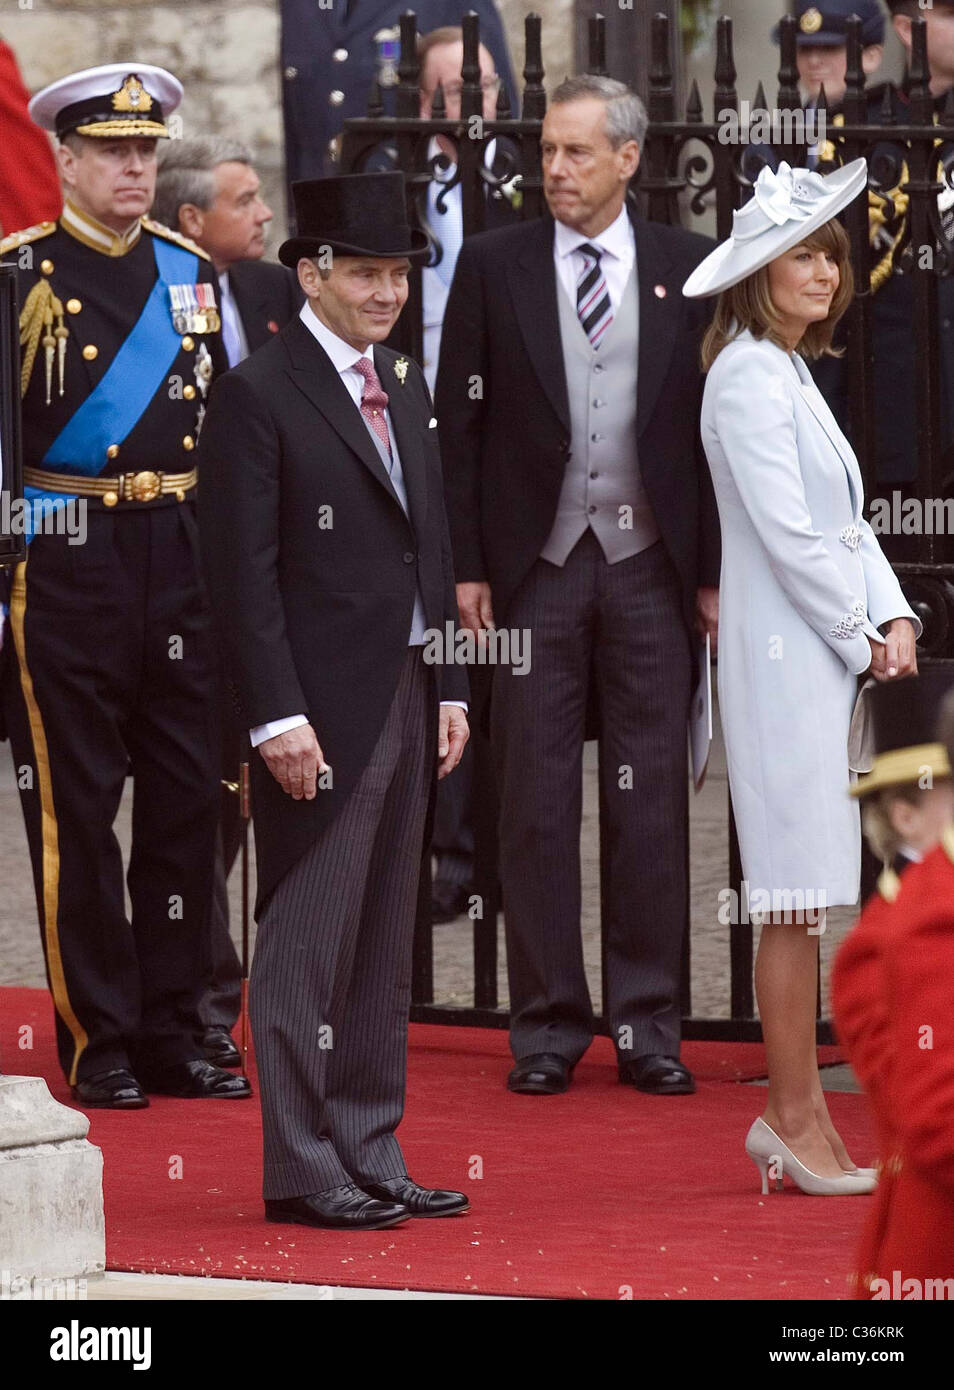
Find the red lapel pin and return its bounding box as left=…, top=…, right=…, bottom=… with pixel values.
left=267, top=319, right=279, bottom=333
left=654, top=284, right=667, bottom=299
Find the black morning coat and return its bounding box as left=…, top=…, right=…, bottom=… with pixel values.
left=227, top=258, right=303, bottom=353
left=434, top=204, right=722, bottom=635
left=198, top=315, right=468, bottom=913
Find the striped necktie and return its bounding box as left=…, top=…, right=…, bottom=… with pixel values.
left=576, top=242, right=613, bottom=348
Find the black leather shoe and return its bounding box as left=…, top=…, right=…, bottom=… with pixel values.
left=200, top=1025, right=241, bottom=1068
left=73, top=1068, right=148, bottom=1110
left=362, top=1175, right=469, bottom=1217
left=265, top=1186, right=410, bottom=1231
left=507, top=1053, right=572, bottom=1095
left=618, top=1055, right=696, bottom=1095
left=138, top=1058, right=251, bottom=1099
left=431, top=880, right=471, bottom=924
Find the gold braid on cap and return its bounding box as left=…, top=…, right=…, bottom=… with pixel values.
left=19, top=280, right=68, bottom=403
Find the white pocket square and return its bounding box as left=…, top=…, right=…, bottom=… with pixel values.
left=428, top=417, right=438, bottom=428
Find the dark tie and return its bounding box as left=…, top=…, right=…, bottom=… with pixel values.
left=576, top=242, right=613, bottom=348
left=352, top=356, right=392, bottom=461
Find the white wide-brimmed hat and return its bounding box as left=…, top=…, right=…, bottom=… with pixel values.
left=29, top=63, right=182, bottom=140
left=683, top=158, right=868, bottom=299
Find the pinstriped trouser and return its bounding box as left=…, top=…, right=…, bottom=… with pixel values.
left=250, top=649, right=432, bottom=1200
left=492, top=531, right=692, bottom=1065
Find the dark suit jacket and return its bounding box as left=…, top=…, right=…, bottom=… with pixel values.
left=228, top=258, right=303, bottom=354
left=434, top=206, right=721, bottom=633
left=199, top=316, right=467, bottom=912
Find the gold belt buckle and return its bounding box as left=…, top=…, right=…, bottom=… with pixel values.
left=128, top=470, right=161, bottom=502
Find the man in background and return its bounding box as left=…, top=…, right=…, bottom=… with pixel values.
left=154, top=138, right=301, bottom=367
left=154, top=137, right=302, bottom=1067
left=418, top=25, right=521, bottom=922
left=771, top=0, right=885, bottom=110
left=279, top=0, right=517, bottom=184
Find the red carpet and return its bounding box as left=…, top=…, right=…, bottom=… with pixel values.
left=2, top=988, right=870, bottom=1299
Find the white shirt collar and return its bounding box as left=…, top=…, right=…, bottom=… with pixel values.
left=299, top=301, right=373, bottom=375
left=554, top=203, right=633, bottom=263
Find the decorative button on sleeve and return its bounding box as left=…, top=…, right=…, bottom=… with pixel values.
left=829, top=599, right=866, bottom=639
left=839, top=524, right=861, bottom=551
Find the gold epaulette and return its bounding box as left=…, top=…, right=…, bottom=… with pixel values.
left=141, top=216, right=211, bottom=261
left=0, top=220, right=57, bottom=257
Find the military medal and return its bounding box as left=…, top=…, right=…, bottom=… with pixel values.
left=374, top=26, right=401, bottom=87
left=169, top=282, right=221, bottom=335
left=394, top=357, right=409, bottom=386
left=194, top=342, right=214, bottom=399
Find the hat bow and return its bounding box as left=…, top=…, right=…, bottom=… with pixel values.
left=733, top=163, right=830, bottom=244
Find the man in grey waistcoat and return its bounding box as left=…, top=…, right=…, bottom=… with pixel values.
left=436, top=76, right=721, bottom=1097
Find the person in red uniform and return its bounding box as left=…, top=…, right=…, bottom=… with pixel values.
left=833, top=669, right=954, bottom=1298
left=0, top=39, right=61, bottom=234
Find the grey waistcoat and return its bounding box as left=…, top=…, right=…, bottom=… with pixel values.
left=367, top=406, right=428, bottom=644
left=540, top=267, right=661, bottom=565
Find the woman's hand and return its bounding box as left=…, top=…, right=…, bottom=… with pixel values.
left=867, top=619, right=918, bottom=682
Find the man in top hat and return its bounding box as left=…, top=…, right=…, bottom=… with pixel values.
left=833, top=669, right=954, bottom=1296
left=0, top=64, right=249, bottom=1108
left=199, top=171, right=471, bottom=1230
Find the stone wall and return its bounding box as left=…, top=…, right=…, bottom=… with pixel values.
left=3, top=0, right=574, bottom=245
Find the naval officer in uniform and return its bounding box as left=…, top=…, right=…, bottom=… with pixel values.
left=0, top=64, right=250, bottom=1108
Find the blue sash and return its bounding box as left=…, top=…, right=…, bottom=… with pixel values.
left=24, top=236, right=199, bottom=543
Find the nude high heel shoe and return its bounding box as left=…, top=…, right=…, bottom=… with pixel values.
left=745, top=1118, right=877, bottom=1196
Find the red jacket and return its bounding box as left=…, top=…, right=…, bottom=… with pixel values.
left=832, top=836, right=954, bottom=1299
left=0, top=40, right=61, bottom=236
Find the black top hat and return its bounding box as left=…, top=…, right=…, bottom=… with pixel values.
left=278, top=172, right=429, bottom=267
left=851, top=667, right=954, bottom=798
left=772, top=1, right=885, bottom=49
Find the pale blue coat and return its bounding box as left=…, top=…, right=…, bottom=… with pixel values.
left=701, top=329, right=920, bottom=905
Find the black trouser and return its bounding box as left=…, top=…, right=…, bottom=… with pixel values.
left=491, top=531, right=692, bottom=1065
left=2, top=502, right=219, bottom=1085
left=199, top=697, right=244, bottom=1030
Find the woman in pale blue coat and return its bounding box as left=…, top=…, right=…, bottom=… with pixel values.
left=685, top=161, right=920, bottom=1196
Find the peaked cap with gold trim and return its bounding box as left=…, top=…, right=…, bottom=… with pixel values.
left=850, top=668, right=954, bottom=800
left=28, top=63, right=182, bottom=140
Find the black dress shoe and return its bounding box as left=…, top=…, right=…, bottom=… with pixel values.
left=431, top=880, right=471, bottom=924
left=507, top=1053, right=572, bottom=1095
left=618, top=1055, right=696, bottom=1095
left=73, top=1068, right=148, bottom=1110
left=200, top=1025, right=241, bottom=1068
left=362, top=1175, right=469, bottom=1217
left=265, top=1186, right=410, bottom=1231
left=138, top=1058, right=251, bottom=1099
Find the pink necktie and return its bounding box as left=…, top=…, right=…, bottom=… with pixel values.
left=352, top=356, right=392, bottom=460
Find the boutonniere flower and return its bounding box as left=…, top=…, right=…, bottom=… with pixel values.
left=394, top=357, right=409, bottom=386
left=500, top=175, right=523, bottom=210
